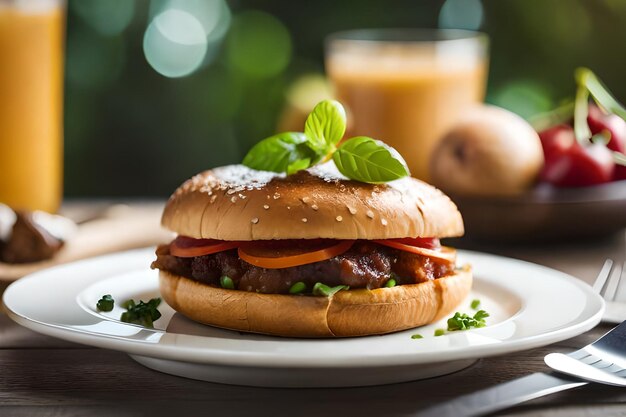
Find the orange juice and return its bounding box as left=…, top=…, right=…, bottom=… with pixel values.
left=0, top=1, right=64, bottom=213
left=326, top=30, right=488, bottom=181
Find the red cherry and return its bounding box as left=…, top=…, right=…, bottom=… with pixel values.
left=588, top=104, right=626, bottom=153
left=541, top=141, right=615, bottom=187
left=538, top=124, right=575, bottom=163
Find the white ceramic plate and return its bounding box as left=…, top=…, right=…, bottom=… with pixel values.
left=2, top=248, right=604, bottom=387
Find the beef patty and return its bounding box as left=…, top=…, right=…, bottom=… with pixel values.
left=151, top=240, right=454, bottom=294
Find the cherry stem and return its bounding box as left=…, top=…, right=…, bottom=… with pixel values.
left=573, top=81, right=591, bottom=145
left=574, top=67, right=626, bottom=165
left=577, top=67, right=626, bottom=120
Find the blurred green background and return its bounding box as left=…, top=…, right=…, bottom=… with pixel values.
left=64, top=0, right=626, bottom=197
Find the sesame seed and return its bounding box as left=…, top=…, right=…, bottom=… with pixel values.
left=251, top=218, right=259, bottom=224
left=336, top=216, right=343, bottom=222
left=227, top=189, right=237, bottom=195
left=210, top=195, right=217, bottom=203
left=302, top=197, right=310, bottom=204
left=263, top=204, right=270, bottom=210
left=348, top=207, right=357, bottom=215
left=230, top=196, right=237, bottom=203
left=311, top=204, right=319, bottom=211
left=381, top=218, right=388, bottom=226
left=302, top=218, right=308, bottom=223
left=273, top=193, right=281, bottom=199
left=366, top=210, right=374, bottom=219
left=238, top=193, right=246, bottom=199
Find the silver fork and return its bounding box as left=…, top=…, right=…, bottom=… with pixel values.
left=415, top=263, right=625, bottom=417
left=593, top=259, right=626, bottom=323
left=543, top=259, right=626, bottom=386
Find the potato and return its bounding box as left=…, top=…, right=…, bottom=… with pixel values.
left=430, top=105, right=544, bottom=196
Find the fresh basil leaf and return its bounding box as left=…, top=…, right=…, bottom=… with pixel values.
left=287, top=158, right=311, bottom=175
left=242, top=132, right=316, bottom=174
left=333, top=136, right=410, bottom=183
left=304, top=99, right=346, bottom=152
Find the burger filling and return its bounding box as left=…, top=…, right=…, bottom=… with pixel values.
left=151, top=238, right=456, bottom=295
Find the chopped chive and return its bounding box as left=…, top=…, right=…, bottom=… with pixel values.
left=474, top=310, right=490, bottom=321
left=96, top=294, right=114, bottom=312
left=446, top=310, right=490, bottom=331
left=312, top=282, right=349, bottom=297
left=411, top=334, right=423, bottom=339
left=470, top=299, right=481, bottom=310
left=434, top=329, right=445, bottom=337
left=120, top=297, right=162, bottom=328
left=220, top=275, right=235, bottom=289
left=385, top=278, right=397, bottom=288
left=289, top=281, right=306, bottom=294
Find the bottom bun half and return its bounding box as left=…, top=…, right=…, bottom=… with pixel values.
left=159, top=266, right=472, bottom=338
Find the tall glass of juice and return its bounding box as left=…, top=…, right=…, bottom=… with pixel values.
left=0, top=0, right=65, bottom=213
left=326, top=29, right=488, bottom=182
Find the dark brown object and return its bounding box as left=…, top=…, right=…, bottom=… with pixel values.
left=0, top=211, right=63, bottom=263
left=449, top=181, right=626, bottom=242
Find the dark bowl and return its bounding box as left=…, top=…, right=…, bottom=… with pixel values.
left=446, top=180, right=626, bottom=243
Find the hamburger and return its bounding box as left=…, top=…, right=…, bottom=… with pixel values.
left=151, top=162, right=471, bottom=337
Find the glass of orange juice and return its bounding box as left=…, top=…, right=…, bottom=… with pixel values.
left=0, top=0, right=65, bottom=213
left=326, top=29, right=488, bottom=182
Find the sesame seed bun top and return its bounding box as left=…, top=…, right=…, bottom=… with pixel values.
left=161, top=163, right=464, bottom=240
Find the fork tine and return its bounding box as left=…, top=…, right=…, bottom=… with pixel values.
left=603, top=261, right=623, bottom=302
left=613, top=262, right=626, bottom=303
left=593, top=259, right=614, bottom=294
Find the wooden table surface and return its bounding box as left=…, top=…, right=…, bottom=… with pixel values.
left=1, top=203, right=625, bottom=417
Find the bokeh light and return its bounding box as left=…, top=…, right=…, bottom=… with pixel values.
left=148, top=0, right=231, bottom=68
left=143, top=9, right=208, bottom=78
left=66, top=30, right=126, bottom=89
left=226, top=11, right=292, bottom=78
left=438, top=0, right=484, bottom=30
left=71, top=0, right=135, bottom=36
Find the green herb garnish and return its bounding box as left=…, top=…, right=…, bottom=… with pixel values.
left=385, top=278, right=397, bottom=288
left=312, top=282, right=349, bottom=297
left=242, top=132, right=317, bottom=175
left=96, top=294, right=114, bottom=312
left=333, top=136, right=410, bottom=183
left=120, top=298, right=162, bottom=328
left=434, top=329, right=445, bottom=337
left=304, top=99, right=346, bottom=153
left=289, top=281, right=306, bottom=294
left=220, top=275, right=235, bottom=289
left=447, top=310, right=490, bottom=331
left=411, top=334, right=423, bottom=339
left=470, top=299, right=481, bottom=310
left=242, top=99, right=410, bottom=183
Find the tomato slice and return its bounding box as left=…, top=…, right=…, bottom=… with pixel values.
left=391, top=237, right=441, bottom=250
left=170, top=236, right=240, bottom=258
left=238, top=240, right=355, bottom=269
left=374, top=238, right=456, bottom=263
